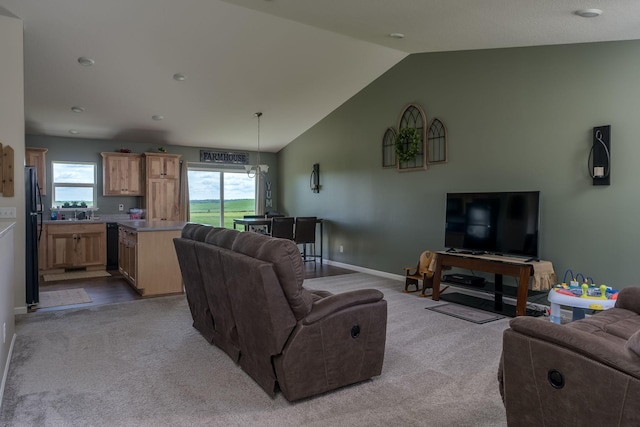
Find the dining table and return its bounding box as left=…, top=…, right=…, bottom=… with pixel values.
left=233, top=217, right=324, bottom=264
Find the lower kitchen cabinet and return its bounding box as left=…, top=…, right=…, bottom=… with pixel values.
left=118, top=226, right=138, bottom=286
left=46, top=223, right=106, bottom=270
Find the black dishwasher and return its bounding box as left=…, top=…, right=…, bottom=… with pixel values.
left=106, top=223, right=119, bottom=271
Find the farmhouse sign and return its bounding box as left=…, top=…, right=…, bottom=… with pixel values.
left=200, top=150, right=249, bottom=165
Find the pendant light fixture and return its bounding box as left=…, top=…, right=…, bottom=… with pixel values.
left=245, top=112, right=269, bottom=178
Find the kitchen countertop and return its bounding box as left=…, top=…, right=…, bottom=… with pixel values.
left=40, top=219, right=189, bottom=231
left=117, top=220, right=189, bottom=232
left=42, top=219, right=107, bottom=224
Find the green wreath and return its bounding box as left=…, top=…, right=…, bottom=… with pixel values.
left=395, top=127, right=421, bottom=162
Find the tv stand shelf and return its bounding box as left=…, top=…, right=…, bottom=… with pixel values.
left=431, top=252, right=555, bottom=316
left=439, top=279, right=547, bottom=317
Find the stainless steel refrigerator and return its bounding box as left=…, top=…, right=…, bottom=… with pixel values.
left=26, top=166, right=43, bottom=306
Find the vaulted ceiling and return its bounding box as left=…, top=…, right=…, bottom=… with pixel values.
left=1, top=0, right=638, bottom=152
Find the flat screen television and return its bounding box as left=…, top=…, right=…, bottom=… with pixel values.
left=444, top=191, right=540, bottom=259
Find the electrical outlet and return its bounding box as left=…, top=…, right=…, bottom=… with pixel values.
left=339, top=245, right=344, bottom=253
left=0, top=207, right=16, bottom=218
left=118, top=204, right=124, bottom=212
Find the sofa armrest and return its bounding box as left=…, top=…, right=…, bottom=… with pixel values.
left=508, top=316, right=640, bottom=378
left=615, top=286, right=640, bottom=314
left=305, top=287, right=333, bottom=300
left=302, top=289, right=384, bottom=325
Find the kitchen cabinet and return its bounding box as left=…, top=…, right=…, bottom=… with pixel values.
left=25, top=147, right=48, bottom=195
left=101, top=152, right=144, bottom=196
left=46, top=223, right=106, bottom=269
left=117, top=222, right=184, bottom=296
left=144, top=153, right=180, bottom=179
left=143, top=153, right=181, bottom=221
left=118, top=226, right=137, bottom=286
left=146, top=179, right=179, bottom=221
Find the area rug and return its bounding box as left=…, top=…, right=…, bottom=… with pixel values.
left=426, top=303, right=504, bottom=324
left=42, top=270, right=111, bottom=282
left=37, top=288, right=92, bottom=308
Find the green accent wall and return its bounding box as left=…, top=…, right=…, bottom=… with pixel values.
left=279, top=40, right=640, bottom=289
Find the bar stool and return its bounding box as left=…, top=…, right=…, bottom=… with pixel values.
left=294, top=217, right=317, bottom=263
left=271, top=217, right=295, bottom=240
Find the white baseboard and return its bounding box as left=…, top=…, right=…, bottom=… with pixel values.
left=14, top=306, right=27, bottom=315
left=0, top=333, right=16, bottom=412
left=324, top=259, right=405, bottom=282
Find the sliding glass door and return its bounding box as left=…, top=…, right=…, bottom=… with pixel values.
left=188, top=167, right=255, bottom=228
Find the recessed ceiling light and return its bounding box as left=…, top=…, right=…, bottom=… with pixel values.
left=575, top=9, right=603, bottom=18
left=152, top=115, right=164, bottom=121
left=71, top=106, right=85, bottom=113
left=69, top=129, right=79, bottom=135
left=388, top=33, right=405, bottom=39
left=77, top=56, right=95, bottom=66
left=173, top=73, right=186, bottom=81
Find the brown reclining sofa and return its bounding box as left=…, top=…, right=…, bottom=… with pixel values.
left=174, top=223, right=388, bottom=401
left=499, top=286, right=640, bottom=426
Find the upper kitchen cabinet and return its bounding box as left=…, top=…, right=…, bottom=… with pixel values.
left=144, top=152, right=180, bottom=179
left=101, top=152, right=144, bottom=196
left=25, top=147, right=48, bottom=195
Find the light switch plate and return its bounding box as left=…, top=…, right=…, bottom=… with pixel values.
left=0, top=207, right=16, bottom=218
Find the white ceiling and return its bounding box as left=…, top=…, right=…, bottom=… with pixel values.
left=1, top=0, right=639, bottom=153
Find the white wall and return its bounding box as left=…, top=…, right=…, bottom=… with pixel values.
left=0, top=224, right=15, bottom=408
left=0, top=13, right=25, bottom=313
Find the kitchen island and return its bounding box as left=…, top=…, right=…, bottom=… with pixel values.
left=117, top=220, right=188, bottom=297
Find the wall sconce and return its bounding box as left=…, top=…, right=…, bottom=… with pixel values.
left=588, top=125, right=610, bottom=186
left=310, top=163, right=320, bottom=193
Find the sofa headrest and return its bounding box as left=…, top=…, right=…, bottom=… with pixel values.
left=615, top=287, right=640, bottom=314
left=232, top=231, right=313, bottom=320
left=181, top=223, right=203, bottom=239
left=205, top=227, right=240, bottom=249
left=192, top=225, right=214, bottom=242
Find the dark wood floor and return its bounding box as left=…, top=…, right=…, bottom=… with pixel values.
left=32, top=262, right=356, bottom=313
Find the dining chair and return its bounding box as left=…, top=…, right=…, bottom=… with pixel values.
left=270, top=217, right=295, bottom=240
left=265, top=211, right=285, bottom=218
left=294, top=217, right=318, bottom=262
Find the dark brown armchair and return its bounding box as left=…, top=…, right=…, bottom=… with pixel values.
left=499, top=287, right=640, bottom=426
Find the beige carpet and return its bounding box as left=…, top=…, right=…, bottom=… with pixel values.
left=37, top=288, right=92, bottom=308
left=42, top=270, right=111, bottom=282
left=2, top=273, right=509, bottom=426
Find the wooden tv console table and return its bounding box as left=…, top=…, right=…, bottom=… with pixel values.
left=431, top=252, right=555, bottom=316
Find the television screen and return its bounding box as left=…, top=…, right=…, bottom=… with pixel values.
left=444, top=191, right=540, bottom=258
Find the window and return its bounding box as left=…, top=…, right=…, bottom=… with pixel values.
left=52, top=162, right=97, bottom=208
left=188, top=166, right=255, bottom=228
